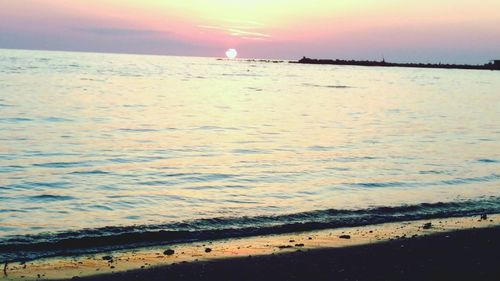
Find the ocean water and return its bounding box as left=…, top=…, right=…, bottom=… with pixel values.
left=0, top=49, right=499, bottom=261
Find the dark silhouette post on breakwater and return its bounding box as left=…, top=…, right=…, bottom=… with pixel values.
left=488, top=60, right=500, bottom=68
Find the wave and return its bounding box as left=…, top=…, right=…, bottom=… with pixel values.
left=29, top=194, right=76, bottom=202
left=1, top=197, right=499, bottom=263
left=351, top=173, right=499, bottom=188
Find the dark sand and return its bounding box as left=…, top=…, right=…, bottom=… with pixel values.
left=69, top=225, right=499, bottom=281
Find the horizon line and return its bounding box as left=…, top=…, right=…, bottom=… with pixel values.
left=0, top=47, right=496, bottom=65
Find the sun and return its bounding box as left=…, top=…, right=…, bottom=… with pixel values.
left=225, top=48, right=238, bottom=59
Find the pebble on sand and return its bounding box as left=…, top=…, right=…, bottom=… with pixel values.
left=423, top=222, right=432, bottom=229
left=339, top=235, right=351, bottom=239
left=163, top=249, right=175, bottom=256
left=205, top=248, right=212, bottom=253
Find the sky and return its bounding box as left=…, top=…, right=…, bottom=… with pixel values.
left=1, top=0, right=499, bottom=63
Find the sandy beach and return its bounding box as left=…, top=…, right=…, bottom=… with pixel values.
left=3, top=214, right=499, bottom=281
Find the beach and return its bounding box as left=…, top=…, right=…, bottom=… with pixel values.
left=3, top=214, right=499, bottom=281
left=81, top=224, right=499, bottom=281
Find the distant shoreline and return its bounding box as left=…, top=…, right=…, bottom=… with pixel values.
left=292, top=57, right=500, bottom=71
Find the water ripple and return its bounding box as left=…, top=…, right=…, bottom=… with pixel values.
left=29, top=195, right=76, bottom=202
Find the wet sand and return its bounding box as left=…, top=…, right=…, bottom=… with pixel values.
left=3, top=214, right=499, bottom=281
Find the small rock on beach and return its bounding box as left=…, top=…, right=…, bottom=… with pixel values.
left=163, top=249, right=175, bottom=256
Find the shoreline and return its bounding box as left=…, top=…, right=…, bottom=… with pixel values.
left=3, top=214, right=499, bottom=280
left=292, top=57, right=500, bottom=71
left=82, top=223, right=500, bottom=281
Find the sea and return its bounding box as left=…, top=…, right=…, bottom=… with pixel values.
left=1, top=49, right=499, bottom=262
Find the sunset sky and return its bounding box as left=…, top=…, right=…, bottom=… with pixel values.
left=1, top=0, right=499, bottom=63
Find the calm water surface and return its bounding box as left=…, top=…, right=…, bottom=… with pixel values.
left=0, top=49, right=499, bottom=260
